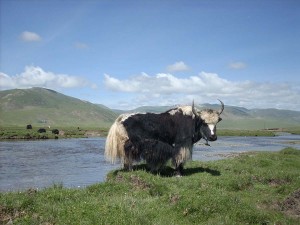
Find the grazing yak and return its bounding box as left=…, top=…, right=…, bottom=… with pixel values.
left=37, top=128, right=46, bottom=133
left=105, top=100, right=224, bottom=176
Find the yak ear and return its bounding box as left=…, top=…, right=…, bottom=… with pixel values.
left=218, top=117, right=222, bottom=122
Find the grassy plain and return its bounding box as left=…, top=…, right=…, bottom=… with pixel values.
left=2, top=126, right=300, bottom=140
left=1, top=148, right=299, bottom=224
left=0, top=126, right=109, bottom=140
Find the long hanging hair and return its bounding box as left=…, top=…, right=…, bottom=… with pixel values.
left=105, top=114, right=129, bottom=163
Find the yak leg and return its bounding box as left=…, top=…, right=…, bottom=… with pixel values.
left=141, top=139, right=174, bottom=173
left=174, top=163, right=184, bottom=177
left=124, top=154, right=133, bottom=171
left=124, top=141, right=134, bottom=171
left=172, top=142, right=193, bottom=176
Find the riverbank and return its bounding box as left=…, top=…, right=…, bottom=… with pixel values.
left=0, top=126, right=109, bottom=140
left=1, top=125, right=300, bottom=140
left=1, top=147, right=299, bottom=224
left=1, top=126, right=300, bottom=140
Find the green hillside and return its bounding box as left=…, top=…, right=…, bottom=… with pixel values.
left=1, top=88, right=299, bottom=130
left=119, top=103, right=300, bottom=130
left=0, top=87, right=118, bottom=128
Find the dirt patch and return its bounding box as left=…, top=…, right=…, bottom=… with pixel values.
left=0, top=205, right=26, bottom=225
left=0, top=205, right=10, bottom=224
left=115, top=174, right=125, bottom=182
left=268, top=178, right=291, bottom=187
left=169, top=194, right=180, bottom=205
left=130, top=175, right=151, bottom=190
left=281, top=188, right=300, bottom=218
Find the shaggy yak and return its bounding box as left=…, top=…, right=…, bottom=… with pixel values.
left=105, top=100, right=224, bottom=176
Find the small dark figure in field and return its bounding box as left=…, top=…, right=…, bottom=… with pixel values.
left=38, top=128, right=46, bottom=133
left=52, top=129, right=59, bottom=135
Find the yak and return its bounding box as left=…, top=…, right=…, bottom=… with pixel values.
left=105, top=100, right=224, bottom=176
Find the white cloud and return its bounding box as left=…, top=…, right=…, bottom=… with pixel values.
left=229, top=62, right=247, bottom=69
left=166, top=61, right=190, bottom=72
left=103, top=72, right=300, bottom=111
left=104, top=72, right=241, bottom=95
left=0, top=66, right=92, bottom=90
left=20, top=31, right=42, bottom=42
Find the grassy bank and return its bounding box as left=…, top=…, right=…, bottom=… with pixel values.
left=1, top=126, right=300, bottom=140
left=1, top=148, right=299, bottom=224
left=218, top=127, right=300, bottom=136
left=218, top=129, right=276, bottom=136
left=0, top=126, right=109, bottom=140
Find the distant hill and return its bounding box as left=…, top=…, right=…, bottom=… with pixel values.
left=0, top=87, right=118, bottom=127
left=117, top=103, right=300, bottom=130
left=1, top=87, right=299, bottom=129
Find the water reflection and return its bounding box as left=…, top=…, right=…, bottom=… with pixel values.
left=0, top=135, right=299, bottom=192
left=0, top=138, right=119, bottom=192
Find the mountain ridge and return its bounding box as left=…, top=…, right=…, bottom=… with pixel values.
left=0, top=87, right=117, bottom=127
left=0, top=87, right=299, bottom=129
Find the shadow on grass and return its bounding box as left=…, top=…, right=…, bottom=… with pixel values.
left=114, top=164, right=221, bottom=177
left=184, top=167, right=221, bottom=176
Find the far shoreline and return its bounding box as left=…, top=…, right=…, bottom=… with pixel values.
left=1, top=126, right=300, bottom=140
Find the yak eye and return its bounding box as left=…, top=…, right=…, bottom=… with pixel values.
left=218, top=118, right=222, bottom=122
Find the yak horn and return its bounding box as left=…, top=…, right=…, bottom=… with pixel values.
left=218, top=99, right=224, bottom=115
left=192, top=100, right=198, bottom=116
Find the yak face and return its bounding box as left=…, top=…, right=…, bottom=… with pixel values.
left=193, top=100, right=224, bottom=144
left=199, top=109, right=222, bottom=142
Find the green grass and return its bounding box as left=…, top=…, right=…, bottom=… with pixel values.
left=1, top=148, right=299, bottom=224
left=218, top=129, right=276, bottom=136
left=0, top=126, right=109, bottom=140
left=217, top=127, right=300, bottom=136
left=0, top=126, right=287, bottom=140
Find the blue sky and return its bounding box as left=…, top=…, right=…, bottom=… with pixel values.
left=1, top=0, right=299, bottom=110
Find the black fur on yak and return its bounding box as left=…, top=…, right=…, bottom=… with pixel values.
left=105, top=100, right=224, bottom=176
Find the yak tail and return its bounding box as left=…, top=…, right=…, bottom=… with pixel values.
left=105, top=115, right=129, bottom=163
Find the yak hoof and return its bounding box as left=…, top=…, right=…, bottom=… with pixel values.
left=174, top=171, right=183, bottom=177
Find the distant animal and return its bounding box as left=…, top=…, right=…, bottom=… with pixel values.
left=105, top=100, right=224, bottom=176
left=37, top=128, right=46, bottom=133
left=52, top=129, right=59, bottom=135
left=26, top=124, right=32, bottom=129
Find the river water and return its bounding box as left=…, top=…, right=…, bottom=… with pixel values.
left=1, top=135, right=299, bottom=192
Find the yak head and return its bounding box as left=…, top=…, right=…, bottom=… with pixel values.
left=192, top=100, right=224, bottom=144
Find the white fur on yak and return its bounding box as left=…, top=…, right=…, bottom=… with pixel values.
left=105, top=100, right=224, bottom=176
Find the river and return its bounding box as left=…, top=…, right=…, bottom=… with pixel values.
left=1, top=134, right=299, bottom=192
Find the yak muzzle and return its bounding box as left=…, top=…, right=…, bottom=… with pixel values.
left=209, top=135, right=217, bottom=141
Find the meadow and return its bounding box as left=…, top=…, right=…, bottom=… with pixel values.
left=1, top=125, right=300, bottom=140
left=0, top=126, right=109, bottom=140
left=1, top=148, right=299, bottom=224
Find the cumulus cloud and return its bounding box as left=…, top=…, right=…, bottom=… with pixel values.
left=229, top=62, right=247, bottom=69
left=0, top=66, right=92, bottom=90
left=103, top=72, right=300, bottom=111
left=20, top=31, right=42, bottom=42
left=166, top=61, right=190, bottom=72
left=104, top=72, right=242, bottom=95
